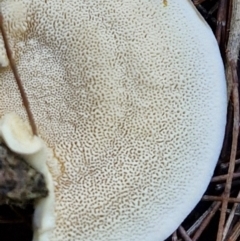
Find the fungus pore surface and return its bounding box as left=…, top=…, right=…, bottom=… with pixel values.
left=0, top=1, right=227, bottom=241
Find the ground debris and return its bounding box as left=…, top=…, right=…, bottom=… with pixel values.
left=0, top=143, right=48, bottom=206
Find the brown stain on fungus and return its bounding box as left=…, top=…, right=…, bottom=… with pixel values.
left=0, top=1, right=227, bottom=241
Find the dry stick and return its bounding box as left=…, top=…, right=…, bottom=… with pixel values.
left=216, top=63, right=239, bottom=241
left=216, top=60, right=240, bottom=240
left=227, top=221, right=240, bottom=241
left=226, top=0, right=240, bottom=96
left=222, top=191, right=240, bottom=240
left=172, top=231, right=178, bottom=241
left=0, top=13, right=38, bottom=136
left=222, top=168, right=240, bottom=240
left=192, top=202, right=221, bottom=241
left=177, top=202, right=221, bottom=241
left=178, top=226, right=193, bottom=241
left=211, top=172, right=240, bottom=182
left=193, top=0, right=207, bottom=5
left=202, top=196, right=240, bottom=203
left=221, top=63, right=240, bottom=240
left=184, top=202, right=219, bottom=238
left=215, top=0, right=228, bottom=46
left=213, top=1, right=236, bottom=240
left=227, top=0, right=234, bottom=44
left=219, top=0, right=240, bottom=240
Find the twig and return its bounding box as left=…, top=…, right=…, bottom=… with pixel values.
left=215, top=0, right=228, bottom=47
left=216, top=0, right=240, bottom=240
left=216, top=62, right=239, bottom=241
left=227, top=221, right=240, bottom=241
left=193, top=0, right=206, bottom=5
left=203, top=196, right=240, bottom=203
left=220, top=61, right=239, bottom=239
left=192, top=202, right=221, bottom=241
left=211, top=172, right=240, bottom=182
left=185, top=202, right=221, bottom=237
left=226, top=0, right=234, bottom=44
left=172, top=231, right=178, bottom=241
left=217, top=53, right=240, bottom=241
left=222, top=191, right=240, bottom=240
left=178, top=226, right=192, bottom=241
left=226, top=0, right=240, bottom=97
left=0, top=13, right=38, bottom=135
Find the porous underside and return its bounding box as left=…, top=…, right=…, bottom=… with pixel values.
left=0, top=0, right=227, bottom=241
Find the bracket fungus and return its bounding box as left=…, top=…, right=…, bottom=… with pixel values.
left=0, top=1, right=227, bottom=241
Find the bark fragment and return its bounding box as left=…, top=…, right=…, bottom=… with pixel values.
left=0, top=143, right=48, bottom=206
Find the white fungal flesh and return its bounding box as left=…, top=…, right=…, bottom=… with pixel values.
left=0, top=113, right=42, bottom=154
left=0, top=36, right=8, bottom=67
left=0, top=1, right=227, bottom=241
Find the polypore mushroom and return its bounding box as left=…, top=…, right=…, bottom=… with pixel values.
left=0, top=1, right=227, bottom=241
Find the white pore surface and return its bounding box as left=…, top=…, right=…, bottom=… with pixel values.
left=0, top=0, right=227, bottom=241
